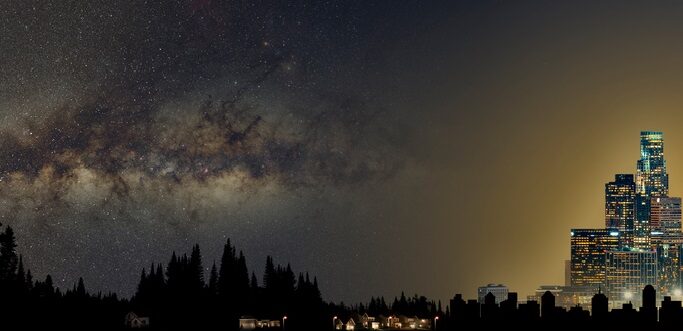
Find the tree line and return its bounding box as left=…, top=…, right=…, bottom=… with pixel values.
left=0, top=223, right=331, bottom=330
left=0, top=223, right=445, bottom=330
left=131, top=240, right=325, bottom=329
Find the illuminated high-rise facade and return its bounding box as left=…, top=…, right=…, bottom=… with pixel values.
left=634, top=131, right=669, bottom=249
left=605, top=249, right=658, bottom=305
left=650, top=197, right=683, bottom=294
left=650, top=197, right=683, bottom=245
left=656, top=244, right=682, bottom=295
left=636, top=131, right=669, bottom=197
left=605, top=174, right=635, bottom=247
left=570, top=229, right=619, bottom=287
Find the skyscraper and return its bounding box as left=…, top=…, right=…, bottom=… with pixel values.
left=634, top=131, right=669, bottom=249
left=636, top=131, right=669, bottom=197
left=656, top=244, right=682, bottom=295
left=651, top=197, right=683, bottom=295
left=570, top=229, right=619, bottom=287
left=650, top=197, right=683, bottom=245
left=605, top=249, right=658, bottom=305
left=605, top=174, right=636, bottom=247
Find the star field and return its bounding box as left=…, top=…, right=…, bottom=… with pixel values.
left=0, top=0, right=419, bottom=299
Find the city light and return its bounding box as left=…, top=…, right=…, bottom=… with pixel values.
left=570, top=132, right=679, bottom=306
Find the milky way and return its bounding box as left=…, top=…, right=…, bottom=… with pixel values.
left=0, top=0, right=423, bottom=299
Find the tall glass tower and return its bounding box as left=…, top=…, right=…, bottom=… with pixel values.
left=634, top=131, right=669, bottom=249
left=636, top=131, right=668, bottom=197
left=605, top=174, right=635, bottom=247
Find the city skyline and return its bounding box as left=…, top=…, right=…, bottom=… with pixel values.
left=566, top=131, right=683, bottom=305
left=479, top=131, right=683, bottom=307
left=478, top=131, right=683, bottom=309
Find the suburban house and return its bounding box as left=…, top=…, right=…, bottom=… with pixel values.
left=238, top=316, right=282, bottom=329
left=239, top=317, right=258, bottom=329
left=359, top=313, right=380, bottom=329
left=384, top=315, right=401, bottom=329
left=124, top=312, right=150, bottom=328
left=345, top=318, right=356, bottom=330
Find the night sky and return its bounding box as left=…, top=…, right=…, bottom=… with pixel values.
left=6, top=0, right=683, bottom=304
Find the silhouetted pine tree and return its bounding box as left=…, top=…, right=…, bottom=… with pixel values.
left=136, top=267, right=149, bottom=301
left=369, top=297, right=378, bottom=316
left=208, top=261, right=218, bottom=296
left=235, top=250, right=249, bottom=312
left=250, top=272, right=258, bottom=289
left=218, top=239, right=236, bottom=298
left=166, top=252, right=181, bottom=293
left=25, top=268, right=33, bottom=292
left=189, top=244, right=205, bottom=294
left=380, top=296, right=389, bottom=315
left=76, top=277, right=87, bottom=297
left=16, top=255, right=26, bottom=295
left=0, top=225, right=18, bottom=282
left=263, top=255, right=276, bottom=290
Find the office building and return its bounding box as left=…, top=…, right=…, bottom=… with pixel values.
left=477, top=284, right=508, bottom=304
left=570, top=229, right=619, bottom=287
left=649, top=197, right=683, bottom=295
left=657, top=244, right=683, bottom=296
left=635, top=131, right=669, bottom=249
left=650, top=197, right=683, bottom=245
left=605, top=249, right=658, bottom=305
left=605, top=174, right=635, bottom=247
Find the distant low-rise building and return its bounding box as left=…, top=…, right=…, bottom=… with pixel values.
left=334, top=318, right=343, bottom=330
left=345, top=318, right=355, bottom=330
left=124, top=312, right=150, bottom=329
left=533, top=285, right=597, bottom=309
left=239, top=317, right=258, bottom=330
left=260, top=320, right=281, bottom=328
left=359, top=313, right=376, bottom=329
left=385, top=315, right=400, bottom=329
left=477, top=284, right=508, bottom=304
left=238, top=316, right=281, bottom=329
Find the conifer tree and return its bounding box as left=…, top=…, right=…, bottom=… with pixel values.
left=189, top=244, right=205, bottom=292
left=208, top=261, right=218, bottom=295
left=0, top=226, right=18, bottom=282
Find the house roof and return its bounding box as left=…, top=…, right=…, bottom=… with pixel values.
left=239, top=316, right=257, bottom=320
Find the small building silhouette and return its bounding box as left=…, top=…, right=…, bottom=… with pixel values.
left=124, top=312, right=150, bottom=329
left=450, top=294, right=466, bottom=321
left=541, top=291, right=555, bottom=319
left=591, top=288, right=608, bottom=321
left=660, top=296, right=683, bottom=326
left=640, top=285, right=657, bottom=322
left=517, top=300, right=540, bottom=321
